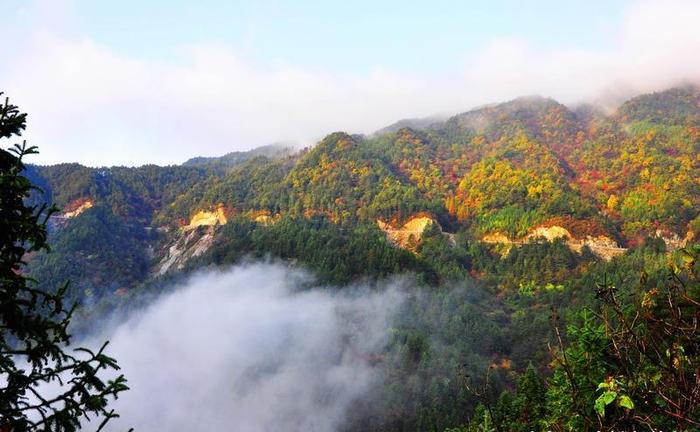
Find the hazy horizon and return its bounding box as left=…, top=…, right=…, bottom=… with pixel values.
left=17, top=84, right=698, bottom=169
left=3, top=0, right=700, bottom=166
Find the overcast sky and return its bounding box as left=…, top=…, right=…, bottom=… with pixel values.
left=2, top=0, right=700, bottom=166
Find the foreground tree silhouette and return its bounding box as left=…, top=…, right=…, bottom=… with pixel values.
left=0, top=94, right=129, bottom=431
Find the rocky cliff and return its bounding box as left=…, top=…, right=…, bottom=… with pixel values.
left=482, top=224, right=627, bottom=261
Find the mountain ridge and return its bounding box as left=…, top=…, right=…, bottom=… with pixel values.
left=23, top=85, right=700, bottom=300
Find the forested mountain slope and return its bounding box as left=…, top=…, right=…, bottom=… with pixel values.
left=26, top=86, right=699, bottom=299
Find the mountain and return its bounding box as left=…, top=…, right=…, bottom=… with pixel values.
left=25, top=87, right=699, bottom=297
left=17, top=85, right=700, bottom=431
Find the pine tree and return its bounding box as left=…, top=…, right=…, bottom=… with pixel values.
left=512, top=364, right=546, bottom=431
left=0, top=94, right=129, bottom=431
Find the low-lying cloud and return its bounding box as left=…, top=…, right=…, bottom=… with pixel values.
left=91, top=263, right=403, bottom=432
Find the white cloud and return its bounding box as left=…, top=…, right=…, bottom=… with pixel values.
left=2, top=0, right=700, bottom=166
left=87, top=263, right=404, bottom=432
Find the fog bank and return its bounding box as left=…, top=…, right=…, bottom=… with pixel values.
left=95, top=263, right=403, bottom=432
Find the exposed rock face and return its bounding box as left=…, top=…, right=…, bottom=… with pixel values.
left=526, top=226, right=571, bottom=242
left=47, top=198, right=95, bottom=232
left=568, top=235, right=627, bottom=261
left=185, top=204, right=227, bottom=230
left=655, top=229, right=691, bottom=251
left=63, top=199, right=94, bottom=218
left=254, top=214, right=273, bottom=225
left=157, top=204, right=228, bottom=274
left=251, top=211, right=280, bottom=226
left=482, top=225, right=627, bottom=261
left=481, top=232, right=518, bottom=255
left=157, top=226, right=217, bottom=275
left=482, top=232, right=513, bottom=244
left=377, top=215, right=440, bottom=252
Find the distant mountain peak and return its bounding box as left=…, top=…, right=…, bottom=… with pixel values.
left=183, top=143, right=295, bottom=171
left=616, top=85, right=700, bottom=125
left=373, top=115, right=448, bottom=135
